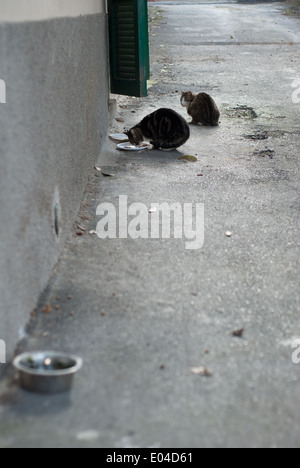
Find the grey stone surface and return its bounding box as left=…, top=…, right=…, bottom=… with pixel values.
left=0, top=14, right=109, bottom=366
left=0, top=1, right=300, bottom=448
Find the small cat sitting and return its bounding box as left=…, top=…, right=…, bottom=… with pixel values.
left=181, top=91, right=220, bottom=127
left=125, top=108, right=190, bottom=151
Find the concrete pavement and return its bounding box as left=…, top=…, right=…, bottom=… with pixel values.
left=0, top=1, right=300, bottom=448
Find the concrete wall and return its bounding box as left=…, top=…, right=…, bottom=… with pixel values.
left=0, top=1, right=110, bottom=370
left=0, top=0, right=107, bottom=22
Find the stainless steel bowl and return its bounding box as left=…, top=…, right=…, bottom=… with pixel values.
left=13, top=351, right=83, bottom=394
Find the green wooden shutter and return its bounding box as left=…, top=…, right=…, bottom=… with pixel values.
left=108, top=0, right=150, bottom=97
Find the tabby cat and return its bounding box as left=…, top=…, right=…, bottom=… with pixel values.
left=125, top=108, right=190, bottom=150
left=180, top=91, right=220, bottom=126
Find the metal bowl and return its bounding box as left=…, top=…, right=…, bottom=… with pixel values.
left=13, top=351, right=83, bottom=394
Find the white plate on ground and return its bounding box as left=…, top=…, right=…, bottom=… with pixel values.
left=117, top=142, right=152, bottom=151
left=109, top=133, right=129, bottom=142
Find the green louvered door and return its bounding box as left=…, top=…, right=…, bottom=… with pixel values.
left=108, top=0, right=150, bottom=97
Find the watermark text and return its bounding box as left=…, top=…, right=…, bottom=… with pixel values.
left=0, top=79, right=6, bottom=104
left=292, top=78, right=300, bottom=104
left=0, top=340, right=6, bottom=364
left=292, top=339, right=300, bottom=364
left=96, top=196, right=204, bottom=250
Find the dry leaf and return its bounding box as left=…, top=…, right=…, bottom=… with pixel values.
left=232, top=328, right=244, bottom=338
left=94, top=166, right=115, bottom=177
left=179, top=155, right=198, bottom=163
left=75, top=224, right=86, bottom=232
left=42, top=304, right=52, bottom=315
left=190, top=366, right=213, bottom=377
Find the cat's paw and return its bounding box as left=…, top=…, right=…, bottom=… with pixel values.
left=150, top=140, right=160, bottom=149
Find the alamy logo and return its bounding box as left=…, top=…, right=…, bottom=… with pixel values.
left=0, top=340, right=6, bottom=364
left=291, top=339, right=300, bottom=364
left=0, top=79, right=6, bottom=104
left=96, top=196, right=205, bottom=250
left=292, top=78, right=300, bottom=104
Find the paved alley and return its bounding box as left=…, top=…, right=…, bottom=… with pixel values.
left=0, top=1, right=300, bottom=448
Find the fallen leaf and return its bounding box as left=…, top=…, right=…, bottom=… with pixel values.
left=76, top=431, right=100, bottom=442
left=42, top=304, right=52, bottom=315
left=190, top=366, right=213, bottom=377
left=232, top=328, right=244, bottom=338
left=147, top=80, right=158, bottom=88
left=75, top=224, right=86, bottom=232
left=179, top=155, right=198, bottom=163
left=94, top=166, right=115, bottom=177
